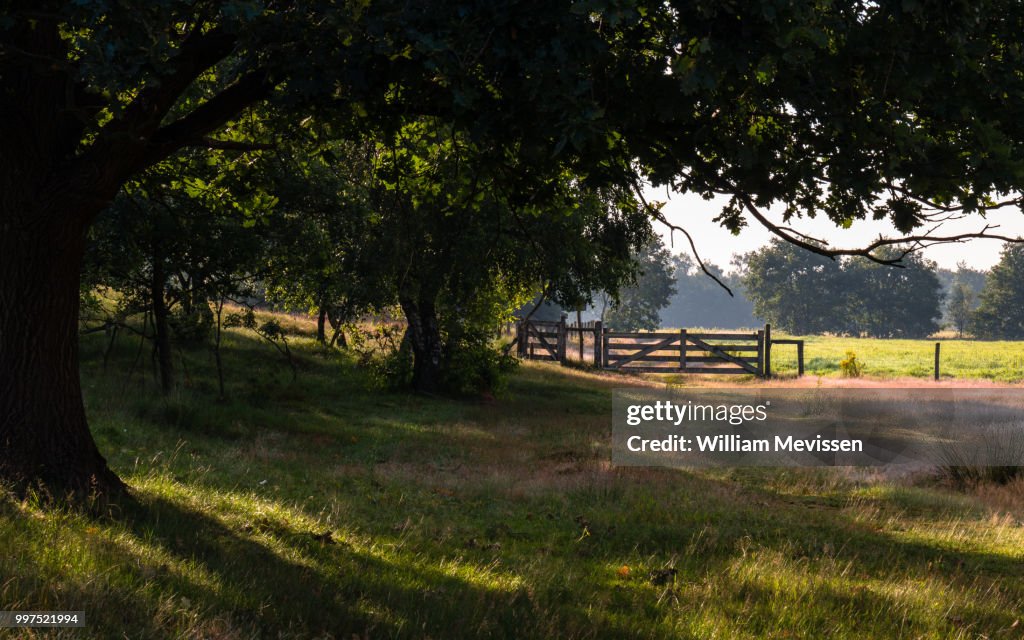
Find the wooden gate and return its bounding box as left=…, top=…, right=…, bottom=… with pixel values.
left=517, top=319, right=566, bottom=362
left=603, top=329, right=765, bottom=375
left=511, top=320, right=801, bottom=377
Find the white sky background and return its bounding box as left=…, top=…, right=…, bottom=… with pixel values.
left=648, top=186, right=1024, bottom=273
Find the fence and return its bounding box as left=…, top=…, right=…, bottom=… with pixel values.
left=516, top=319, right=566, bottom=362
left=515, top=319, right=803, bottom=378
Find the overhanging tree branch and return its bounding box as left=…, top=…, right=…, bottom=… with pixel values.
left=100, top=27, right=238, bottom=137
left=631, top=181, right=734, bottom=296
left=187, top=137, right=276, bottom=152
left=57, top=33, right=273, bottom=213
left=736, top=191, right=1024, bottom=266
left=144, top=69, right=276, bottom=165
left=882, top=181, right=1024, bottom=215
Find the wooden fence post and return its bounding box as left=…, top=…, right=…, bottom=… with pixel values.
left=763, top=323, right=772, bottom=379
left=797, top=340, right=804, bottom=377
left=576, top=309, right=584, bottom=361
left=558, top=316, right=568, bottom=364
left=680, top=329, right=687, bottom=371
left=934, top=342, right=940, bottom=381
left=516, top=321, right=525, bottom=358
left=594, top=321, right=603, bottom=368
left=756, top=329, right=764, bottom=377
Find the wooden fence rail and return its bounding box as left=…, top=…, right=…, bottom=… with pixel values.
left=770, top=338, right=804, bottom=377
left=515, top=319, right=804, bottom=378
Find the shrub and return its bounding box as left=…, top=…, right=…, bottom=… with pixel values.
left=441, top=338, right=518, bottom=396
left=839, top=351, right=862, bottom=378
left=170, top=305, right=214, bottom=343
left=349, top=323, right=412, bottom=390
left=350, top=320, right=518, bottom=395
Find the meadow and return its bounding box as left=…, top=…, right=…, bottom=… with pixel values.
left=562, top=325, right=1024, bottom=382
left=1, top=317, right=1023, bottom=638
left=767, top=333, right=1024, bottom=382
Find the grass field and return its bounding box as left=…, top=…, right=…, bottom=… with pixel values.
left=566, top=326, right=1024, bottom=382
left=767, top=333, right=1024, bottom=382
left=1, top=317, right=1023, bottom=638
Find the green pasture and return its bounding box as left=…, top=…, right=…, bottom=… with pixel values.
left=770, top=334, right=1024, bottom=381
left=1, top=321, right=1022, bottom=638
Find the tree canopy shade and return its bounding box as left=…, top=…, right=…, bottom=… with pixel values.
left=4, top=1, right=1024, bottom=497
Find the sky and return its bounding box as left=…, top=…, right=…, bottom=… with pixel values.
left=650, top=187, right=1024, bottom=274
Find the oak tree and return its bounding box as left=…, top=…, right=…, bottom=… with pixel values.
left=4, top=0, right=1024, bottom=496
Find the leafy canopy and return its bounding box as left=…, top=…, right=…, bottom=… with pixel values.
left=8, top=0, right=1024, bottom=252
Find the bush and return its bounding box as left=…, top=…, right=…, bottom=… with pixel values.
left=441, top=339, right=518, bottom=396
left=839, top=351, right=862, bottom=378
left=170, top=305, right=214, bottom=343
left=349, top=321, right=517, bottom=395
left=349, top=323, right=413, bottom=390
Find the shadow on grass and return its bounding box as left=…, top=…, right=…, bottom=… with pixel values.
left=70, top=333, right=1024, bottom=637
left=109, top=492, right=563, bottom=638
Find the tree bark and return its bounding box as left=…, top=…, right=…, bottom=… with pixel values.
left=327, top=307, right=348, bottom=348
left=0, top=216, right=124, bottom=499
left=150, top=253, right=174, bottom=394
left=0, top=9, right=272, bottom=500
left=399, top=295, right=444, bottom=393
left=316, top=303, right=328, bottom=346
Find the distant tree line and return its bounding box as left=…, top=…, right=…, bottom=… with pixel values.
left=973, top=245, right=1024, bottom=339
left=587, top=240, right=756, bottom=332
left=738, top=241, right=944, bottom=338
left=660, top=254, right=757, bottom=330
left=583, top=238, right=1024, bottom=339
left=734, top=241, right=1024, bottom=339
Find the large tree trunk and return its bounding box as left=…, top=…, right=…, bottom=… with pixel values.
left=0, top=216, right=124, bottom=499
left=399, top=295, right=444, bottom=393
left=0, top=5, right=271, bottom=500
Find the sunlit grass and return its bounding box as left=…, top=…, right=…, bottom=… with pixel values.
left=1, top=317, right=1022, bottom=638
left=573, top=323, right=1024, bottom=382
left=768, top=334, right=1024, bottom=381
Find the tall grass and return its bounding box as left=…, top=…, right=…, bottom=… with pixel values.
left=0, top=315, right=1022, bottom=638
left=937, top=421, right=1024, bottom=486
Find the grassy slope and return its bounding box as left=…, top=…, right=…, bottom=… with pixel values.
left=1, top=321, right=1023, bottom=639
